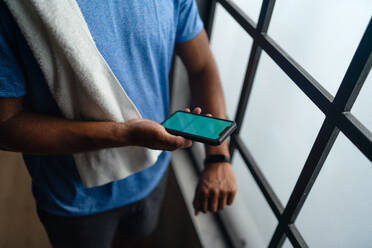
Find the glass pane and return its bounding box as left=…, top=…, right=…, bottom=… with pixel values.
left=352, top=70, right=372, bottom=131
left=230, top=0, right=263, bottom=24
left=210, top=4, right=253, bottom=119
left=268, top=0, right=372, bottom=95
left=296, top=133, right=372, bottom=247
left=283, top=238, right=293, bottom=248
left=241, top=52, right=325, bottom=205
left=219, top=152, right=277, bottom=248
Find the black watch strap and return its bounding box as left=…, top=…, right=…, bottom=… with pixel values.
left=204, top=154, right=231, bottom=165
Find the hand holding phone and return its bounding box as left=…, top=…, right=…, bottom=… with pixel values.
left=161, top=110, right=237, bottom=146
left=125, top=118, right=192, bottom=150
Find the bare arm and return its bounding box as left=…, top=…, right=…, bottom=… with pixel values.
left=176, top=30, right=237, bottom=215
left=0, top=97, right=191, bottom=155
left=175, top=30, right=229, bottom=156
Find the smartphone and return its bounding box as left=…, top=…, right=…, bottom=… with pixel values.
left=161, top=110, right=237, bottom=146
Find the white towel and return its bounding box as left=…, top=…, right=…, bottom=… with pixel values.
left=4, top=0, right=161, bottom=187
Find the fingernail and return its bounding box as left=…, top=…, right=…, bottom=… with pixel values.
left=184, top=140, right=191, bottom=148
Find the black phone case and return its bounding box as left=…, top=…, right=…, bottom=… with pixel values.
left=161, top=111, right=237, bottom=146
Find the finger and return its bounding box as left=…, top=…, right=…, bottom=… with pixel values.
left=183, top=138, right=193, bottom=148
left=174, top=136, right=192, bottom=148
left=195, top=207, right=200, bottom=216
left=206, top=113, right=212, bottom=117
left=184, top=108, right=191, bottom=112
left=192, top=107, right=202, bottom=115
left=227, top=191, right=237, bottom=205
left=202, top=191, right=209, bottom=213
left=193, top=199, right=200, bottom=216
left=193, top=189, right=201, bottom=216
left=218, top=191, right=227, bottom=210
left=210, top=190, right=219, bottom=212
left=161, top=134, right=191, bottom=150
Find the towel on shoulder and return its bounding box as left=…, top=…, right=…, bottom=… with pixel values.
left=4, top=0, right=161, bottom=188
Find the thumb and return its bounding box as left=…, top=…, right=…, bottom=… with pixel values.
left=161, top=132, right=192, bottom=149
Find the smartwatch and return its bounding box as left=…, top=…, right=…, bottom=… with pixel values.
left=204, top=154, right=231, bottom=165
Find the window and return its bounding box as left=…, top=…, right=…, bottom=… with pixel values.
left=194, top=0, right=372, bottom=247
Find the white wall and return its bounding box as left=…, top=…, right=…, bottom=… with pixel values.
left=210, top=1, right=372, bottom=247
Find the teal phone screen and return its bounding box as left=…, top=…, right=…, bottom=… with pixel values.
left=162, top=112, right=233, bottom=140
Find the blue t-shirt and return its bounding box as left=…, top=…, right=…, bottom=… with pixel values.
left=0, top=0, right=203, bottom=216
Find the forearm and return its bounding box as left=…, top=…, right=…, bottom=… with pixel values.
left=175, top=30, right=230, bottom=157
left=178, top=31, right=237, bottom=215
left=189, top=60, right=226, bottom=118
left=0, top=111, right=128, bottom=155
left=189, top=59, right=230, bottom=157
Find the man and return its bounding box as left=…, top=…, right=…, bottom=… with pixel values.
left=0, top=0, right=237, bottom=247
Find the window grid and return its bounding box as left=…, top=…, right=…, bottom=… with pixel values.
left=205, top=0, right=372, bottom=247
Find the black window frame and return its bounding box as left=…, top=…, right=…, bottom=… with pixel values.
left=191, top=0, right=372, bottom=247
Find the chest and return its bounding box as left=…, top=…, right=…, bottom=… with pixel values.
left=76, top=0, right=177, bottom=51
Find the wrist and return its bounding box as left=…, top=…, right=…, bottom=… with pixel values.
left=204, top=154, right=231, bottom=168
left=205, top=142, right=230, bottom=157
left=112, top=122, right=132, bottom=147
